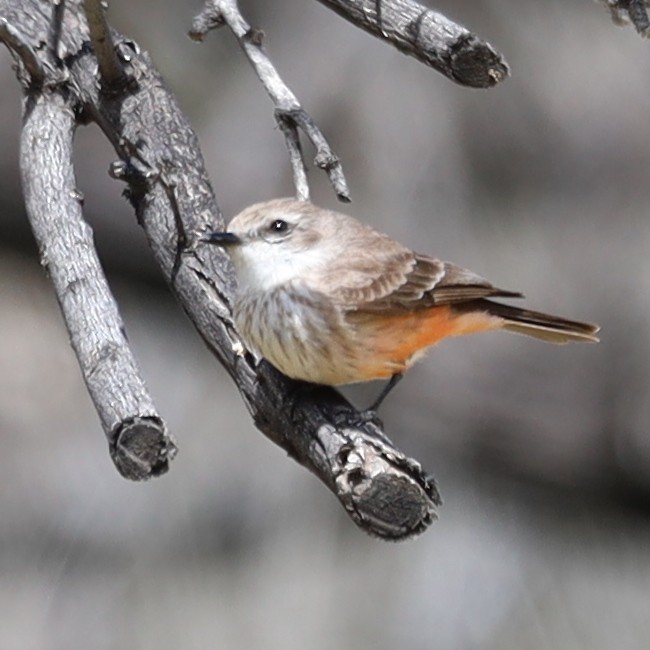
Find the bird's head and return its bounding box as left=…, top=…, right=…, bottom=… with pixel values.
left=203, top=198, right=330, bottom=291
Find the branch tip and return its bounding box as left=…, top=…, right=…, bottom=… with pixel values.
left=280, top=379, right=439, bottom=538
left=276, top=107, right=350, bottom=201
left=448, top=34, right=510, bottom=88
left=316, top=0, right=510, bottom=89
left=111, top=415, right=178, bottom=481
left=335, top=438, right=441, bottom=539
left=21, top=94, right=174, bottom=482
left=189, top=0, right=226, bottom=40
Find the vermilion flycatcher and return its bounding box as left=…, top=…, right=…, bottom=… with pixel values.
left=205, top=198, right=599, bottom=406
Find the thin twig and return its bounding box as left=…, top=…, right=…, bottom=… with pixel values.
left=83, top=0, right=128, bottom=89
left=0, top=18, right=46, bottom=84
left=315, top=0, right=510, bottom=88
left=277, top=108, right=348, bottom=199
left=20, top=91, right=176, bottom=480
left=191, top=0, right=350, bottom=202
left=49, top=0, right=65, bottom=63
left=188, top=2, right=225, bottom=37
left=274, top=111, right=310, bottom=202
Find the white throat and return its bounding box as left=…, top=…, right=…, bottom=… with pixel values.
left=229, top=240, right=325, bottom=293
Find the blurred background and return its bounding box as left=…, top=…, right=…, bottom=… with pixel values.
left=1, top=0, right=650, bottom=648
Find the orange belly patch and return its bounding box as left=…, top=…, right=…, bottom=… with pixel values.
left=348, top=305, right=503, bottom=381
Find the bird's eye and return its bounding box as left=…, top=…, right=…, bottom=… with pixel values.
left=269, top=219, right=289, bottom=233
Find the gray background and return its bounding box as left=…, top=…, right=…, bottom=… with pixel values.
left=1, top=1, right=649, bottom=648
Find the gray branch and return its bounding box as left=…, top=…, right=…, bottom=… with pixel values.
left=0, top=17, right=45, bottom=84
left=19, top=92, right=176, bottom=480
left=315, top=0, right=509, bottom=88
left=190, top=0, right=350, bottom=202
left=83, top=0, right=129, bottom=88
left=1, top=0, right=440, bottom=539
left=598, top=0, right=650, bottom=36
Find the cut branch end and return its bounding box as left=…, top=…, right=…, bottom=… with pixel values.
left=110, top=416, right=178, bottom=481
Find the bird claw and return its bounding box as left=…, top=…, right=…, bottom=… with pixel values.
left=358, top=408, right=384, bottom=428
left=331, top=405, right=384, bottom=430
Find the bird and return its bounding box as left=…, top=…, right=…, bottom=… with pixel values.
left=203, top=198, right=600, bottom=409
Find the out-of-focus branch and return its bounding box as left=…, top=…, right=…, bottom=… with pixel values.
left=19, top=92, right=176, bottom=480
left=598, top=0, right=650, bottom=36
left=315, top=0, right=509, bottom=88
left=190, top=0, right=350, bottom=203
left=0, top=0, right=440, bottom=539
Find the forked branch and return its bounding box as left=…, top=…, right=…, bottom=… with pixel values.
left=1, top=0, right=441, bottom=539
left=191, top=0, right=350, bottom=202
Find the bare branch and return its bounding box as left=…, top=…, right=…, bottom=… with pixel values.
left=19, top=91, right=176, bottom=480
left=190, top=0, right=350, bottom=202
left=598, top=0, right=650, bottom=36
left=237, top=364, right=441, bottom=538
left=0, top=18, right=46, bottom=84
left=83, top=0, right=129, bottom=89
left=275, top=108, right=349, bottom=202
left=49, top=0, right=65, bottom=62
left=315, top=0, right=509, bottom=88
left=2, top=0, right=441, bottom=538
left=274, top=111, right=310, bottom=203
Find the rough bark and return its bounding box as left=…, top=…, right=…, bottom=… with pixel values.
left=0, top=0, right=462, bottom=539
left=314, top=0, right=510, bottom=87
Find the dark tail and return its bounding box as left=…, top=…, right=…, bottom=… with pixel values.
left=469, top=300, right=600, bottom=344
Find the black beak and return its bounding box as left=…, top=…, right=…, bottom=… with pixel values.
left=202, top=231, right=242, bottom=247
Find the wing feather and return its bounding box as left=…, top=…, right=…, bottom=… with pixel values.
left=307, top=213, right=521, bottom=313
left=333, top=250, right=521, bottom=314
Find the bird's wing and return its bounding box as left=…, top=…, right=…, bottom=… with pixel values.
left=328, top=247, right=522, bottom=313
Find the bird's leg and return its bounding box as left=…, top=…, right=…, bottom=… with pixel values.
left=349, top=373, right=403, bottom=427
left=367, top=372, right=404, bottom=412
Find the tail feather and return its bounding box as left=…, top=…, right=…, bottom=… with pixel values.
left=469, top=300, right=600, bottom=344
